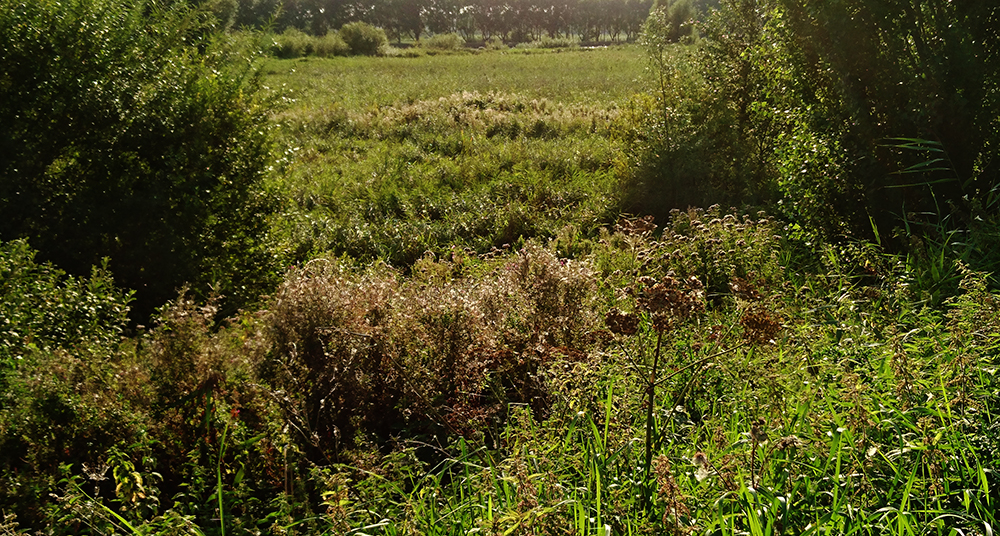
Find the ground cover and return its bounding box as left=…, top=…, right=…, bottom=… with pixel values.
left=263, top=47, right=647, bottom=266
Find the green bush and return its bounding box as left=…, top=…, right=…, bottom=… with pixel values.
left=0, top=0, right=279, bottom=321
left=314, top=31, right=350, bottom=57
left=273, top=27, right=315, bottom=58
left=636, top=0, right=1000, bottom=252
left=423, top=32, right=466, bottom=51
left=339, top=21, right=388, bottom=56
left=0, top=239, right=130, bottom=370
left=272, top=28, right=349, bottom=58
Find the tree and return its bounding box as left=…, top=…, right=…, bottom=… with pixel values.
left=0, top=0, right=279, bottom=321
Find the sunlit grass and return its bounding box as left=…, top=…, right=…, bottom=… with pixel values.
left=264, top=47, right=647, bottom=266
left=262, top=45, right=648, bottom=110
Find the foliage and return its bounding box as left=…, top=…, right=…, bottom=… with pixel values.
left=4, top=37, right=1000, bottom=536
left=0, top=290, right=291, bottom=532
left=636, top=0, right=1000, bottom=254
left=339, top=21, right=389, bottom=56
left=271, top=27, right=353, bottom=58
left=0, top=0, right=279, bottom=321
left=649, top=0, right=698, bottom=43
left=4, top=185, right=1000, bottom=534
left=0, top=239, right=131, bottom=370
left=422, top=31, right=466, bottom=51
left=263, top=245, right=598, bottom=459
left=7, top=204, right=998, bottom=533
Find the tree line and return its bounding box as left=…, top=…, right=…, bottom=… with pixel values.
left=213, top=0, right=714, bottom=43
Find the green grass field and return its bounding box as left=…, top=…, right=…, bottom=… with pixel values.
left=265, top=47, right=649, bottom=266
left=263, top=46, right=648, bottom=109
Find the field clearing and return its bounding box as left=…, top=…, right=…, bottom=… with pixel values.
left=264, top=47, right=650, bottom=265
left=262, top=46, right=649, bottom=110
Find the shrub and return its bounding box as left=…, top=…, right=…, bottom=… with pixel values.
left=314, top=31, right=350, bottom=57
left=0, top=239, right=130, bottom=370
left=262, top=245, right=599, bottom=459
left=423, top=32, right=466, bottom=51
left=272, top=29, right=349, bottom=58
left=0, top=0, right=279, bottom=321
left=339, top=21, right=388, bottom=56
left=636, top=0, right=1000, bottom=254
left=273, top=27, right=315, bottom=58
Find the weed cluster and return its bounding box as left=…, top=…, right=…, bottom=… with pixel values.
left=263, top=244, right=598, bottom=457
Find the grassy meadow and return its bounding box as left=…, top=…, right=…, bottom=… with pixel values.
left=3, top=43, right=999, bottom=536
left=264, top=47, right=647, bottom=265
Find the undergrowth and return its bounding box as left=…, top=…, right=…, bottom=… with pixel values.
left=2, top=206, right=997, bottom=534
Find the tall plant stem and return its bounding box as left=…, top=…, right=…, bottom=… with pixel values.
left=217, top=419, right=229, bottom=536
left=644, top=328, right=664, bottom=487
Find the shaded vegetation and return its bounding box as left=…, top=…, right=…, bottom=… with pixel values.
left=0, top=0, right=279, bottom=320
left=627, top=0, right=1000, bottom=289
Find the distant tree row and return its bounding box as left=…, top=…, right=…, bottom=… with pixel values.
left=210, top=0, right=713, bottom=43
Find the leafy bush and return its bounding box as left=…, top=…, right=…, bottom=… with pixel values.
left=636, top=0, right=1000, bottom=253
left=273, top=28, right=349, bottom=58
left=423, top=32, right=466, bottom=51
left=0, top=239, right=130, bottom=369
left=0, top=0, right=279, bottom=321
left=0, top=286, right=288, bottom=532
left=339, top=21, right=388, bottom=56
left=273, top=27, right=315, bottom=58
left=314, top=31, right=350, bottom=57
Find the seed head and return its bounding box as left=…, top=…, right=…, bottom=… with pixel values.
left=750, top=418, right=768, bottom=443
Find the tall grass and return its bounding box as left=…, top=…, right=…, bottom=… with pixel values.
left=264, top=48, right=646, bottom=267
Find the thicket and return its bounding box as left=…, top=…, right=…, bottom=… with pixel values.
left=3, top=207, right=999, bottom=532
left=629, top=0, right=1000, bottom=293
left=421, top=32, right=466, bottom=51
left=0, top=0, right=279, bottom=321
left=338, top=21, right=389, bottom=56
left=271, top=27, right=350, bottom=58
